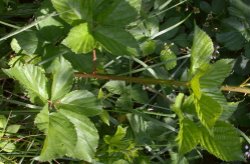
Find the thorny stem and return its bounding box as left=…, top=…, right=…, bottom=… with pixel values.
left=75, top=72, right=250, bottom=94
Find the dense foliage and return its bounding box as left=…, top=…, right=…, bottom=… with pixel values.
left=0, top=0, right=250, bottom=163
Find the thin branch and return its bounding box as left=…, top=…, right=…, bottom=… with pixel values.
left=75, top=73, right=250, bottom=94
left=75, top=73, right=189, bottom=86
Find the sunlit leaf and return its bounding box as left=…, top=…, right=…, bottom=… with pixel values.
left=3, top=64, right=49, bottom=104
left=195, top=94, right=222, bottom=128
left=200, top=59, right=234, bottom=88
left=56, top=90, right=102, bottom=117
left=200, top=121, right=244, bottom=161
left=160, top=47, right=177, bottom=71
left=50, top=56, right=74, bottom=101
left=191, top=25, right=214, bottom=75
left=63, top=23, right=96, bottom=54
left=176, top=118, right=200, bottom=154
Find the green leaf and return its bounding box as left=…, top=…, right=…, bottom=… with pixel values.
left=190, top=73, right=202, bottom=100
left=3, top=64, right=48, bottom=104
left=36, top=112, right=77, bottom=161
left=176, top=118, right=200, bottom=154
left=59, top=109, right=99, bottom=162
left=104, top=125, right=127, bottom=145
left=94, top=26, right=140, bottom=56
left=0, top=141, right=15, bottom=153
left=200, top=59, right=234, bottom=88
left=201, top=90, right=238, bottom=120
left=104, top=81, right=126, bottom=95
left=34, top=105, right=49, bottom=134
left=6, top=125, right=21, bottom=135
left=191, top=25, right=214, bottom=75
left=172, top=93, right=185, bottom=120
left=56, top=90, right=102, bottom=117
left=15, top=31, right=40, bottom=54
left=160, top=47, right=177, bottom=71
left=200, top=121, right=243, bottom=161
left=195, top=94, right=222, bottom=128
left=51, top=0, right=93, bottom=24
left=95, top=0, right=138, bottom=26
left=0, top=115, right=7, bottom=137
left=63, top=23, right=96, bottom=54
left=50, top=56, right=74, bottom=101
left=216, top=31, right=245, bottom=51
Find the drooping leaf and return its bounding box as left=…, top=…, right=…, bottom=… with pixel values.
left=3, top=64, right=48, bottom=103
left=59, top=109, right=99, bottom=162
left=51, top=0, right=93, bottom=24
left=50, top=56, right=74, bottom=101
left=94, top=26, right=140, bottom=56
left=200, top=121, right=243, bottom=161
left=190, top=25, right=214, bottom=75
left=36, top=112, right=77, bottom=161
left=200, top=59, right=234, bottom=89
left=95, top=0, right=138, bottom=26
left=55, top=90, right=102, bottom=117
left=176, top=118, right=200, bottom=154
left=63, top=23, right=96, bottom=54
left=195, top=94, right=222, bottom=128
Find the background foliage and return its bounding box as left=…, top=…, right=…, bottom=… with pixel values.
left=0, top=0, right=250, bottom=163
